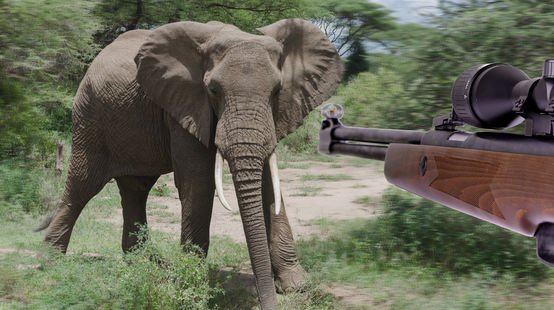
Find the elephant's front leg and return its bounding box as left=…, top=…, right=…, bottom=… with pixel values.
left=262, top=163, right=307, bottom=293
left=171, top=126, right=217, bottom=255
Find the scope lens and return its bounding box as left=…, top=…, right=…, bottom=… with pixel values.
left=451, top=63, right=527, bottom=129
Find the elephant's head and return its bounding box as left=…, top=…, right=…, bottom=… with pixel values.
left=134, top=19, right=342, bottom=309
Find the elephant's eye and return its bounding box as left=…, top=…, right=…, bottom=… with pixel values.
left=272, top=84, right=281, bottom=97
left=208, top=85, right=218, bottom=96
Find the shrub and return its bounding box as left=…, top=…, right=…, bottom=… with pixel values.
left=0, top=160, right=42, bottom=214
left=278, top=107, right=322, bottom=154
left=116, top=229, right=216, bottom=310
left=369, top=188, right=546, bottom=277
left=0, top=76, right=48, bottom=160
left=0, top=158, right=64, bottom=216
left=31, top=229, right=217, bottom=309
left=336, top=68, right=429, bottom=130
left=301, top=187, right=548, bottom=279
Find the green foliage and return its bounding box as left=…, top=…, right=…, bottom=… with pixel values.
left=118, top=230, right=215, bottom=310
left=1, top=0, right=100, bottom=88
left=375, top=188, right=545, bottom=276
left=0, top=0, right=100, bottom=161
left=15, top=228, right=216, bottom=309
left=301, top=187, right=548, bottom=279
left=0, top=157, right=65, bottom=217
left=0, top=76, right=48, bottom=159
left=337, top=67, right=428, bottom=129
left=278, top=107, right=322, bottom=153
left=301, top=174, right=353, bottom=181
left=395, top=0, right=554, bottom=127
left=308, top=0, right=395, bottom=56
left=93, top=0, right=309, bottom=47
left=0, top=160, right=42, bottom=214
left=150, top=183, right=171, bottom=197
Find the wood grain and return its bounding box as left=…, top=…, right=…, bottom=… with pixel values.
left=384, top=144, right=554, bottom=236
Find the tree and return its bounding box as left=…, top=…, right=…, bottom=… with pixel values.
left=308, top=0, right=395, bottom=56
left=342, top=39, right=370, bottom=81
left=92, top=0, right=308, bottom=48
left=380, top=0, right=554, bottom=128
left=0, top=70, right=46, bottom=159
left=0, top=0, right=103, bottom=161
left=1, top=0, right=100, bottom=89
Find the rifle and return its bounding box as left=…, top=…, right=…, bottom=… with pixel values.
left=318, top=60, right=554, bottom=267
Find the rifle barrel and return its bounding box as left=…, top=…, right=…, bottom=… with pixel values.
left=333, top=126, right=424, bottom=145
left=330, top=143, right=387, bottom=160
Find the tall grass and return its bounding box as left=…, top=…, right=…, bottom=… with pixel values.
left=0, top=227, right=217, bottom=309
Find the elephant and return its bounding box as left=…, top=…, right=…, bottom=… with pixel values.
left=40, top=18, right=342, bottom=309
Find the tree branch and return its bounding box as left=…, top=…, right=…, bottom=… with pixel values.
left=205, top=3, right=266, bottom=13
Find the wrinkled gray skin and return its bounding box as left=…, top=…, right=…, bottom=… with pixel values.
left=42, top=19, right=342, bottom=309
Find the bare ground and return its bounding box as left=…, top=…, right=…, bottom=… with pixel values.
left=104, top=158, right=388, bottom=243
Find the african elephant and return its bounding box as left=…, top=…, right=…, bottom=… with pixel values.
left=41, top=19, right=342, bottom=309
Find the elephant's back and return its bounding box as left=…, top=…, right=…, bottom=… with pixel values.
left=85, top=30, right=151, bottom=104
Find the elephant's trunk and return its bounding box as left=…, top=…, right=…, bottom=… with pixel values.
left=215, top=96, right=279, bottom=309
left=228, top=149, right=278, bottom=310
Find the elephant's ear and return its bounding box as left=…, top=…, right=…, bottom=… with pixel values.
left=135, top=21, right=223, bottom=147
left=258, top=19, right=343, bottom=141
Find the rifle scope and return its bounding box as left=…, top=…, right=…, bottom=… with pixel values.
left=449, top=60, right=554, bottom=135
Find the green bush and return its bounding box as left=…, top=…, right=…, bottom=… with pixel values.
left=29, top=229, right=217, bottom=309
left=0, top=158, right=63, bottom=216
left=301, top=187, right=548, bottom=279
left=117, top=231, right=216, bottom=310
left=0, top=160, right=42, bottom=214
left=278, top=107, right=322, bottom=154
left=0, top=76, right=49, bottom=160
left=336, top=67, right=430, bottom=130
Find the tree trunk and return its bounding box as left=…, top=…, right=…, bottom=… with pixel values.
left=55, top=139, right=64, bottom=174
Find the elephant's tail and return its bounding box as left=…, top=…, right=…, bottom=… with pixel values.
left=33, top=214, right=53, bottom=232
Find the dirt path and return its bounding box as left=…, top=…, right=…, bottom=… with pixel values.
left=107, top=157, right=389, bottom=243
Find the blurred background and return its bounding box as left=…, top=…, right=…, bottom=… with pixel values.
left=2, top=1, right=554, bottom=309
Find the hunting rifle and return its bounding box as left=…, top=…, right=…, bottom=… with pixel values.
left=318, top=60, right=554, bottom=267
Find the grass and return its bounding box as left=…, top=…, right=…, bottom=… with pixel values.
left=3, top=140, right=554, bottom=309
left=147, top=210, right=174, bottom=218
left=291, top=186, right=323, bottom=197
left=0, top=176, right=337, bottom=310
left=352, top=195, right=380, bottom=207
left=150, top=183, right=171, bottom=197
left=297, top=217, right=554, bottom=310
left=278, top=162, right=311, bottom=169
left=147, top=203, right=168, bottom=210
left=301, top=174, right=354, bottom=182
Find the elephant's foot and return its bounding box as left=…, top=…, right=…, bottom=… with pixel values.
left=274, top=263, right=308, bottom=293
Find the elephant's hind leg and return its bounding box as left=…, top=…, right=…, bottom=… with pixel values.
left=44, top=159, right=110, bottom=253
left=115, top=175, right=159, bottom=253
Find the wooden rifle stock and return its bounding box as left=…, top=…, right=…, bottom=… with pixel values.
left=384, top=144, right=554, bottom=237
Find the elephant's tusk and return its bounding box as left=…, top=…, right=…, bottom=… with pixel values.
left=268, top=152, right=281, bottom=215
left=215, top=149, right=232, bottom=211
